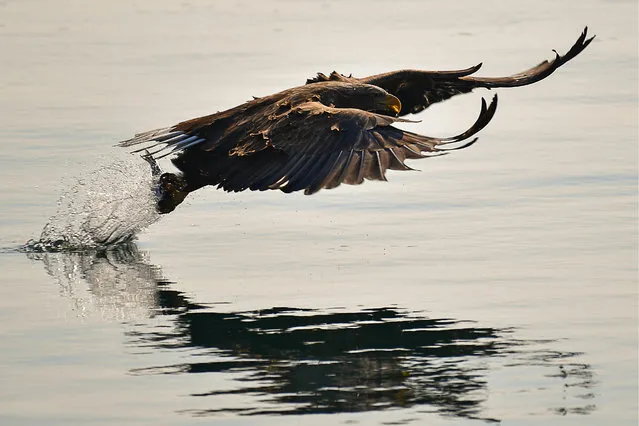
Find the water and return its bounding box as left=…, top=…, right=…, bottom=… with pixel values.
left=0, top=1, right=637, bottom=425
left=29, top=154, right=160, bottom=250
left=16, top=245, right=599, bottom=422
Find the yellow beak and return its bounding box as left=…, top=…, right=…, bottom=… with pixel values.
left=385, top=94, right=402, bottom=115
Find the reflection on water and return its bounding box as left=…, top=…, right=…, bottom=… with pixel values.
left=25, top=243, right=161, bottom=320
left=27, top=243, right=597, bottom=422
left=133, top=305, right=506, bottom=420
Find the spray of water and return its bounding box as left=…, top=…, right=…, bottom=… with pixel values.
left=26, top=153, right=161, bottom=251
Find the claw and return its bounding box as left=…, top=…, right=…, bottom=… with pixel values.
left=142, top=150, right=162, bottom=177
left=156, top=173, right=188, bottom=214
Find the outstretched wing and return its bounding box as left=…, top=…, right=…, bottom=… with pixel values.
left=210, top=95, right=497, bottom=195
left=308, top=27, right=594, bottom=116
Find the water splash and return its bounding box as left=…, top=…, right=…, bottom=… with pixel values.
left=26, top=153, right=161, bottom=251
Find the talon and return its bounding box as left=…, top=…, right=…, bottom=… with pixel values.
left=157, top=173, right=188, bottom=214
left=142, top=150, right=162, bottom=177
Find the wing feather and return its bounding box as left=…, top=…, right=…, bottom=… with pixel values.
left=324, top=150, right=355, bottom=189
left=343, top=151, right=365, bottom=185
left=252, top=96, right=497, bottom=193
left=387, top=147, right=413, bottom=171
left=119, top=83, right=499, bottom=196
left=304, top=151, right=346, bottom=195
left=349, top=27, right=593, bottom=116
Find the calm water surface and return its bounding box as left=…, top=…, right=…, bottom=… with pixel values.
left=0, top=1, right=637, bottom=425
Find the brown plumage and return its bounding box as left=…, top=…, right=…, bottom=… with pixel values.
left=120, top=27, right=594, bottom=214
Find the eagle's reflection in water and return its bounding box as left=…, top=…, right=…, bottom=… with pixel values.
left=28, top=242, right=596, bottom=422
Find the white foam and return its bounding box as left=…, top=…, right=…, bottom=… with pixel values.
left=37, top=153, right=161, bottom=250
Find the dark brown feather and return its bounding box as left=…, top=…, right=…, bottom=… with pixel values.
left=117, top=28, right=593, bottom=210
left=318, top=27, right=594, bottom=116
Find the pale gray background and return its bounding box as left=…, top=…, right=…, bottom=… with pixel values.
left=0, top=1, right=637, bottom=425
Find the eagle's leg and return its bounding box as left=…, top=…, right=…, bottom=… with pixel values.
left=156, top=173, right=189, bottom=214
left=141, top=152, right=188, bottom=214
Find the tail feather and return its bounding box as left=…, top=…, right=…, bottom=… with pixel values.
left=117, top=127, right=206, bottom=159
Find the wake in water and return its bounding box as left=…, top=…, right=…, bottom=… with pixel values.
left=25, top=153, right=161, bottom=252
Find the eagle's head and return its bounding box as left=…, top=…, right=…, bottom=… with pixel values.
left=315, top=82, right=402, bottom=117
